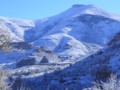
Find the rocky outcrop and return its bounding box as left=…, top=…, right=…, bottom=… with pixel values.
left=39, top=56, right=49, bottom=64
left=108, top=32, right=120, bottom=45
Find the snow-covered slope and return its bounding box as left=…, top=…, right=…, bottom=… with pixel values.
left=0, top=17, right=35, bottom=42
left=32, top=4, right=120, bottom=60
left=1, top=4, right=120, bottom=60
left=9, top=32, right=120, bottom=90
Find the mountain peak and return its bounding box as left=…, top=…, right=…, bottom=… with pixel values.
left=70, top=4, right=120, bottom=21
left=72, top=4, right=95, bottom=8
left=71, top=4, right=104, bottom=14
left=72, top=4, right=85, bottom=8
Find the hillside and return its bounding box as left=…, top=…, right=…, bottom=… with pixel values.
left=1, top=5, right=120, bottom=61
left=1, top=4, right=120, bottom=90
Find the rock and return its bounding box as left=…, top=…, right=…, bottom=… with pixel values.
left=108, top=32, right=120, bottom=45
left=39, top=56, right=49, bottom=64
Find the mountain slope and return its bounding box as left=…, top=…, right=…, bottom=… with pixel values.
left=1, top=4, right=120, bottom=90
left=9, top=32, right=120, bottom=90
left=0, top=17, right=35, bottom=42
left=32, top=4, right=120, bottom=60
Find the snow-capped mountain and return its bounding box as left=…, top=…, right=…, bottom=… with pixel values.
left=1, top=4, right=120, bottom=61
left=1, top=4, right=120, bottom=60
left=1, top=4, right=120, bottom=90
left=32, top=4, right=120, bottom=60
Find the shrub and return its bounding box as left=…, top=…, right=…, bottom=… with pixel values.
left=83, top=74, right=120, bottom=90
left=94, top=65, right=112, bottom=81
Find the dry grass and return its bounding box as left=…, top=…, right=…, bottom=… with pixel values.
left=0, top=70, right=7, bottom=90
left=0, top=29, right=11, bottom=52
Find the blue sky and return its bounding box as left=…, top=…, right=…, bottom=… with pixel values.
left=0, top=0, right=120, bottom=20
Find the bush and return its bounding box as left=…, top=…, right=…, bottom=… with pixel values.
left=95, top=65, right=112, bottom=81
left=83, top=74, right=120, bottom=90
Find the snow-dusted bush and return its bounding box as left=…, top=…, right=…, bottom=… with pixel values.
left=83, top=74, right=120, bottom=90
left=94, top=64, right=112, bottom=81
